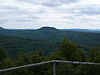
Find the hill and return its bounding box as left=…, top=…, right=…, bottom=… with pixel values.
left=0, top=27, right=4, bottom=29
left=0, top=27, right=100, bottom=47
left=0, top=27, right=67, bottom=42
left=64, top=31, right=100, bottom=47
left=0, top=34, right=59, bottom=58
left=62, top=29, right=100, bottom=33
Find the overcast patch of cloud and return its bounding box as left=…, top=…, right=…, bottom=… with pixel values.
left=16, top=0, right=79, bottom=7
left=72, top=5, right=100, bottom=15
left=0, top=0, right=100, bottom=29
left=17, top=0, right=79, bottom=4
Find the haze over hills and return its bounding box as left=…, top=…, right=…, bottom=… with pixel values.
left=62, top=29, right=100, bottom=33
left=0, top=27, right=4, bottom=29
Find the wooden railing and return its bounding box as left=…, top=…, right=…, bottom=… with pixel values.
left=0, top=60, right=100, bottom=75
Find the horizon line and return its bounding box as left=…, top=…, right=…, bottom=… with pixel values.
left=0, top=26, right=100, bottom=30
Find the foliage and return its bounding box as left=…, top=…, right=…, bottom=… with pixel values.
left=0, top=39, right=99, bottom=75
left=0, top=27, right=100, bottom=75
left=0, top=27, right=100, bottom=47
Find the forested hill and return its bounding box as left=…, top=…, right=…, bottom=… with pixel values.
left=0, top=34, right=59, bottom=58
left=0, top=27, right=67, bottom=42
left=0, top=27, right=100, bottom=47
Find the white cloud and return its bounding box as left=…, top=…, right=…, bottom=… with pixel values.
left=0, top=0, right=100, bottom=29
left=80, top=0, right=100, bottom=4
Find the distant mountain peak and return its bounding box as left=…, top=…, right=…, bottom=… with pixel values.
left=39, top=27, right=57, bottom=30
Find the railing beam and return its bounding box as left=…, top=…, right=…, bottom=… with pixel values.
left=0, top=60, right=100, bottom=73
left=0, top=60, right=53, bottom=73
left=55, top=60, right=100, bottom=65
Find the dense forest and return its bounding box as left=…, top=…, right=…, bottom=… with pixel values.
left=0, top=39, right=100, bottom=75
left=0, top=27, right=100, bottom=75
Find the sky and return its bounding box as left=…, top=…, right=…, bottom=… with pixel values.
left=0, top=0, right=100, bottom=29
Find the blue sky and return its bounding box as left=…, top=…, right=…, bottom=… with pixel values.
left=0, top=0, right=100, bottom=29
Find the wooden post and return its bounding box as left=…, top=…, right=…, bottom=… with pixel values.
left=53, top=61, right=56, bottom=75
